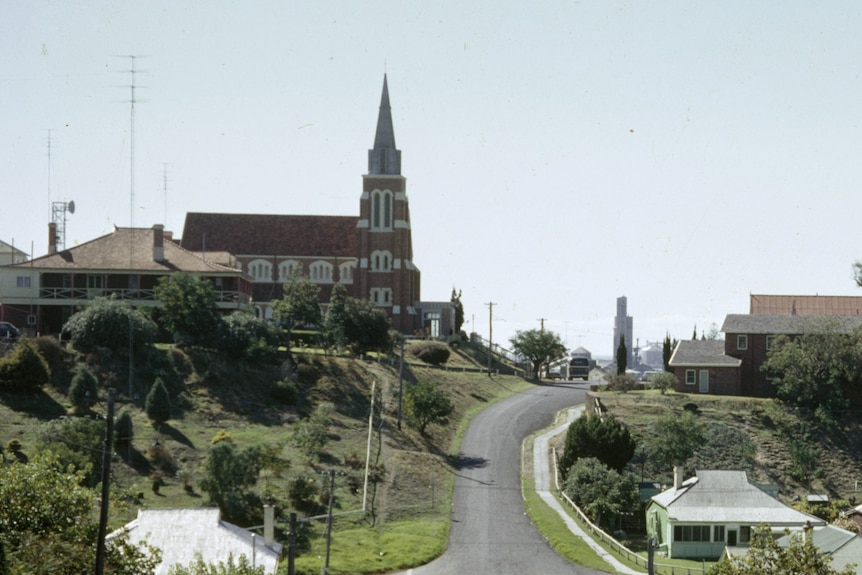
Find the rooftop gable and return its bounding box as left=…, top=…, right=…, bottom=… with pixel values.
left=651, top=470, right=824, bottom=526
left=11, top=227, right=241, bottom=274
left=112, top=508, right=281, bottom=575
left=722, top=314, right=862, bottom=335
left=669, top=340, right=741, bottom=367
left=180, top=213, right=358, bottom=258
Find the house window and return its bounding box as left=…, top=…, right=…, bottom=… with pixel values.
left=339, top=262, right=355, bottom=284
left=714, top=526, right=725, bottom=542
left=248, top=259, right=273, bottom=282
left=87, top=275, right=103, bottom=289
left=370, top=288, right=392, bottom=307
left=685, top=370, right=696, bottom=385
left=278, top=260, right=300, bottom=281
left=673, top=525, right=710, bottom=542
left=737, top=335, right=748, bottom=351
left=371, top=250, right=392, bottom=272
left=766, top=335, right=776, bottom=350
left=310, top=261, right=333, bottom=283
left=371, top=190, right=393, bottom=230
left=740, top=526, right=751, bottom=543
left=16, top=276, right=30, bottom=288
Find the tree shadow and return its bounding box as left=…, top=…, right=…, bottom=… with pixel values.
left=0, top=389, right=67, bottom=420
left=447, top=453, right=488, bottom=470
left=157, top=422, right=196, bottom=449
left=116, top=443, right=152, bottom=476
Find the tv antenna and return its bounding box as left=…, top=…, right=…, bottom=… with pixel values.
left=51, top=200, right=75, bottom=251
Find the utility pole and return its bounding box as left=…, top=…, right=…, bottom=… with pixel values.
left=485, top=302, right=496, bottom=376
left=287, top=512, right=297, bottom=575
left=537, top=318, right=546, bottom=332
left=324, top=470, right=335, bottom=575
left=95, top=388, right=116, bottom=575
left=397, top=338, right=404, bottom=429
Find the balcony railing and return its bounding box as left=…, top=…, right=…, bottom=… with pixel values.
left=38, top=287, right=249, bottom=305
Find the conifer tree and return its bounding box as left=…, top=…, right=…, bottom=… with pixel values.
left=145, top=377, right=171, bottom=426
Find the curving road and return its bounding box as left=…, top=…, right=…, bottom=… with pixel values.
left=400, top=380, right=608, bottom=575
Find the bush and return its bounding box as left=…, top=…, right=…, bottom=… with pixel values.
left=68, top=368, right=99, bottom=412
left=606, top=373, right=638, bottom=393
left=218, top=312, right=280, bottom=361
left=647, top=371, right=677, bottom=394
left=63, top=297, right=157, bottom=352
left=145, top=378, right=172, bottom=425
left=38, top=416, right=105, bottom=486
left=287, top=473, right=320, bottom=511
left=411, top=341, right=451, bottom=366
left=0, top=340, right=51, bottom=392
left=32, top=336, right=66, bottom=372
left=114, top=409, right=134, bottom=444
left=148, top=441, right=177, bottom=474
left=271, top=378, right=298, bottom=404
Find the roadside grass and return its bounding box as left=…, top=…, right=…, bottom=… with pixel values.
left=293, top=518, right=448, bottom=575
left=522, top=477, right=615, bottom=574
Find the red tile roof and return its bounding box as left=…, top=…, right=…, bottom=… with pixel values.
left=750, top=294, right=862, bottom=316
left=16, top=227, right=241, bottom=274
left=180, top=213, right=359, bottom=257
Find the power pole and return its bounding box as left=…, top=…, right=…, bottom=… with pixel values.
left=485, top=302, right=496, bottom=376
left=324, top=470, right=336, bottom=575
left=95, top=388, right=116, bottom=575
left=287, top=512, right=297, bottom=575
left=537, top=318, right=546, bottom=332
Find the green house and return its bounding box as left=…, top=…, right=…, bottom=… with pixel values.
left=646, top=469, right=823, bottom=559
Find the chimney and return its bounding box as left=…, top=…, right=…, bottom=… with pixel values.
left=674, top=466, right=683, bottom=490
left=48, top=222, right=57, bottom=254
left=152, top=224, right=164, bottom=262
left=264, top=504, right=275, bottom=547
left=164, top=230, right=173, bottom=243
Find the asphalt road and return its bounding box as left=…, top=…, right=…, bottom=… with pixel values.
left=399, top=380, right=608, bottom=575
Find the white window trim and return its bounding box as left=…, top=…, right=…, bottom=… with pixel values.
left=685, top=369, right=696, bottom=385
left=737, top=334, right=748, bottom=351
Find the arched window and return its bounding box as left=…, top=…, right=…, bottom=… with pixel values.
left=370, top=287, right=393, bottom=307
left=370, top=250, right=392, bottom=272
left=339, top=262, right=355, bottom=284
left=247, top=259, right=273, bottom=282
left=309, top=261, right=333, bottom=283
left=371, top=190, right=393, bottom=230
left=278, top=260, right=300, bottom=281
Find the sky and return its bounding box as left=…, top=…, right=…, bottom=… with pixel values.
left=3, top=1, right=862, bottom=358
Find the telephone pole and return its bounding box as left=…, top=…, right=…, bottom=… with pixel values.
left=95, top=388, right=116, bottom=575
left=485, top=302, right=496, bottom=375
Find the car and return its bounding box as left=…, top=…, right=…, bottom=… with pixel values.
left=0, top=322, right=20, bottom=339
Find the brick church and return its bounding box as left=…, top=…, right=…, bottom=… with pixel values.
left=179, top=76, right=453, bottom=337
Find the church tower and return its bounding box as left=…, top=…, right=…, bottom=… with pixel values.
left=356, top=75, right=421, bottom=333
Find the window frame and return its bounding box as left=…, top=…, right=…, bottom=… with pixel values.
left=737, top=334, right=748, bottom=351
left=685, top=369, right=696, bottom=385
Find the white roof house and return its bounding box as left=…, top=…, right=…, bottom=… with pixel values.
left=647, top=469, right=824, bottom=559
left=109, top=508, right=281, bottom=575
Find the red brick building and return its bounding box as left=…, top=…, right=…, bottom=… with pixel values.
left=179, top=76, right=450, bottom=337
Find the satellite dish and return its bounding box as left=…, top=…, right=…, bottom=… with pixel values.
left=68, top=200, right=75, bottom=214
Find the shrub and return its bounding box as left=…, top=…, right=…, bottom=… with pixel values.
left=271, top=378, right=298, bottom=404
left=606, top=373, right=638, bottom=393
left=148, top=441, right=177, bottom=474
left=218, top=312, right=280, bottom=361
left=145, top=377, right=172, bottom=425
left=114, top=410, right=134, bottom=445
left=287, top=473, right=320, bottom=511
left=32, top=336, right=66, bottom=372
left=0, top=340, right=51, bottom=392
left=68, top=368, right=99, bottom=412
left=404, top=379, right=453, bottom=434
left=647, top=371, right=677, bottom=394
left=411, top=341, right=451, bottom=366
left=63, top=297, right=157, bottom=352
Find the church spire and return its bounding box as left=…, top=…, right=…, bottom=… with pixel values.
left=368, top=74, right=401, bottom=175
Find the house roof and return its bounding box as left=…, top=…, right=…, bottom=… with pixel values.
left=750, top=294, right=862, bottom=316
left=668, top=340, right=741, bottom=367
left=180, top=212, right=358, bottom=258
left=651, top=470, right=824, bottom=525
left=11, top=227, right=242, bottom=275
left=777, top=525, right=858, bottom=554
left=722, top=314, right=862, bottom=335
left=110, top=508, right=281, bottom=575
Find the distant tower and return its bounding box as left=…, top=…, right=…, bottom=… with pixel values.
left=613, top=296, right=634, bottom=366
left=355, top=75, right=421, bottom=333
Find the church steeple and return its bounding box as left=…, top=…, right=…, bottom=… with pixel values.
left=368, top=74, right=401, bottom=175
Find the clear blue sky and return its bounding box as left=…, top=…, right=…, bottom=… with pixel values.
left=3, top=1, right=862, bottom=357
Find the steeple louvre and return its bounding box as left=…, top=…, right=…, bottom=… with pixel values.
left=368, top=74, right=401, bottom=175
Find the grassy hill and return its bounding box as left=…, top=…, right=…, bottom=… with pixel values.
left=587, top=388, right=862, bottom=506
left=0, top=338, right=531, bottom=575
